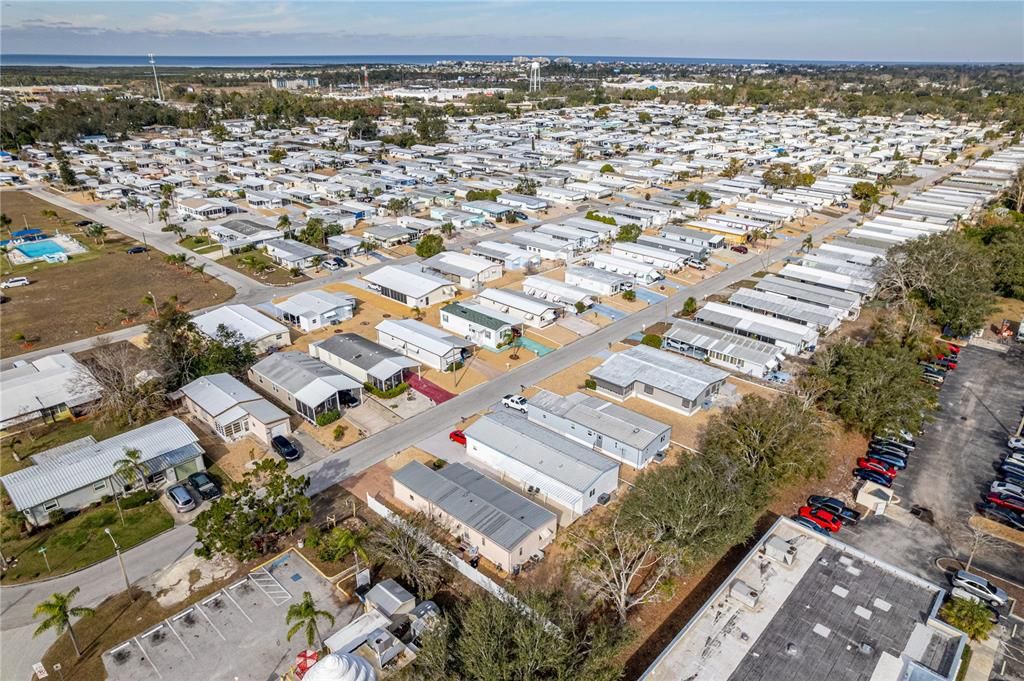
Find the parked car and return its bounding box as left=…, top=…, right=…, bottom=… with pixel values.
left=868, top=442, right=911, bottom=457
left=126, top=246, right=149, bottom=254
left=166, top=484, right=197, bottom=513
left=1005, top=451, right=1024, bottom=468
left=1, top=277, right=30, bottom=289
left=513, top=211, right=529, bottom=221
left=854, top=468, right=893, bottom=487
left=976, top=503, right=1024, bottom=531
left=991, top=480, right=1024, bottom=498
left=686, top=259, right=707, bottom=271
left=730, top=245, right=749, bottom=254
left=864, top=451, right=908, bottom=470
left=449, top=430, right=467, bottom=445
left=857, top=458, right=898, bottom=478
left=934, top=357, right=958, bottom=370
left=187, top=471, right=222, bottom=501
left=922, top=372, right=944, bottom=386
left=502, top=394, right=528, bottom=412
left=74, top=219, right=93, bottom=227
left=871, top=437, right=914, bottom=453
left=944, top=343, right=962, bottom=355
left=798, top=506, right=842, bottom=532
left=1008, top=436, right=1024, bottom=451
left=322, top=259, right=341, bottom=271
left=951, top=570, right=1008, bottom=607
left=986, top=492, right=1024, bottom=513
left=806, top=496, right=862, bottom=525
left=338, top=391, right=360, bottom=407
left=791, top=515, right=830, bottom=536
left=271, top=435, right=300, bottom=461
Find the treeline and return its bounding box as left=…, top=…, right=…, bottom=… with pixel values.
left=1, top=97, right=190, bottom=148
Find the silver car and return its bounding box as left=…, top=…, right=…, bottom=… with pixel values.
left=166, top=484, right=196, bottom=513
left=951, top=570, right=1008, bottom=607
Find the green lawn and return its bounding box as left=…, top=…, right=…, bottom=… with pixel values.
left=1, top=418, right=127, bottom=475
left=219, top=251, right=309, bottom=285
left=178, top=236, right=222, bottom=254
left=0, top=500, right=174, bottom=583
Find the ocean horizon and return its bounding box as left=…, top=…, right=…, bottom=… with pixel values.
left=1, top=53, right=1012, bottom=69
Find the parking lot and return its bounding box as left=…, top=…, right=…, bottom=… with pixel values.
left=103, top=552, right=357, bottom=681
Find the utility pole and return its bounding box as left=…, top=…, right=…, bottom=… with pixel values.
left=38, top=546, right=51, bottom=573
left=148, top=53, right=164, bottom=102
left=104, top=528, right=133, bottom=600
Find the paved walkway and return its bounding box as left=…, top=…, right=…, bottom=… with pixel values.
left=406, top=372, right=457, bottom=404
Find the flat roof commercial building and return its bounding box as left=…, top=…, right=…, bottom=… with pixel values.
left=640, top=517, right=967, bottom=681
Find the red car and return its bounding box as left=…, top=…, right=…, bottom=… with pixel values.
left=945, top=343, right=961, bottom=355
left=731, top=245, right=749, bottom=254
left=449, top=430, right=467, bottom=445
left=986, top=492, right=1024, bottom=513
left=857, top=457, right=898, bottom=479
left=798, top=506, right=842, bottom=533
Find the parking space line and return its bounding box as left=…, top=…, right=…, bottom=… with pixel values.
left=223, top=586, right=254, bottom=623
left=164, top=617, right=195, bottom=660
left=193, top=603, right=226, bottom=641
left=133, top=637, right=162, bottom=679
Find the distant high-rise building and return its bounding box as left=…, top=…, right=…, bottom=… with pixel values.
left=554, top=56, right=573, bottom=65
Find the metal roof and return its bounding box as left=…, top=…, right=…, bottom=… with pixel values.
left=275, top=290, right=354, bottom=320
left=363, top=264, right=453, bottom=299
left=377, top=318, right=474, bottom=357
left=310, top=333, right=419, bottom=378
left=696, top=302, right=819, bottom=346
left=665, top=320, right=784, bottom=366
left=251, top=352, right=360, bottom=406
left=1, top=417, right=202, bottom=511
left=0, top=353, right=101, bottom=425
left=180, top=373, right=261, bottom=417
left=590, top=345, right=729, bottom=401
left=192, top=304, right=288, bottom=342
left=528, top=390, right=670, bottom=450
left=393, top=461, right=555, bottom=552
left=442, top=302, right=515, bottom=331
left=464, top=411, right=616, bottom=493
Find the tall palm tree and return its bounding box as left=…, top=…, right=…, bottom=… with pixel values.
left=285, top=591, right=335, bottom=652
left=33, top=587, right=95, bottom=657
left=114, top=448, right=148, bottom=492
left=801, top=235, right=814, bottom=253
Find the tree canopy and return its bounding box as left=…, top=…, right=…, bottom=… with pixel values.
left=415, top=233, right=445, bottom=259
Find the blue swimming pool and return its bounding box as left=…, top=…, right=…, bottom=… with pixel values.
left=17, top=240, right=67, bottom=258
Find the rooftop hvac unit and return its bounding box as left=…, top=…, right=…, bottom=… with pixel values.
left=730, top=579, right=760, bottom=609
left=763, top=534, right=798, bottom=565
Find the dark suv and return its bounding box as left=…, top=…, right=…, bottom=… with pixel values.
left=272, top=435, right=300, bottom=461
left=187, top=471, right=222, bottom=500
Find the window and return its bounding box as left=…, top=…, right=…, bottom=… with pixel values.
left=643, top=383, right=654, bottom=395
left=43, top=499, right=60, bottom=512
left=589, top=489, right=596, bottom=497
left=93, top=480, right=107, bottom=491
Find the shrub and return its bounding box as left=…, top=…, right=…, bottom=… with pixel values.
left=641, top=334, right=663, bottom=349
left=305, top=525, right=323, bottom=550
left=121, top=490, right=158, bottom=509
left=430, top=459, right=447, bottom=470
left=47, top=509, right=67, bottom=525
left=446, top=360, right=464, bottom=373
left=317, top=526, right=367, bottom=563
left=574, top=301, right=587, bottom=314
left=315, top=410, right=341, bottom=427
left=584, top=378, right=597, bottom=390
left=101, top=494, right=113, bottom=504
left=681, top=296, right=698, bottom=317
left=622, top=289, right=637, bottom=302
left=333, top=424, right=347, bottom=441
left=363, top=382, right=409, bottom=399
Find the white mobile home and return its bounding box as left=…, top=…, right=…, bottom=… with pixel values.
left=522, top=276, right=595, bottom=309
left=564, top=266, right=633, bottom=296
left=440, top=302, right=521, bottom=350
left=663, top=319, right=785, bottom=378
left=695, top=301, right=819, bottom=354
left=376, top=319, right=474, bottom=371
left=463, top=411, right=619, bottom=517
left=610, top=241, right=687, bottom=272
left=475, top=288, right=561, bottom=328
left=363, top=264, right=458, bottom=308
left=590, top=253, right=663, bottom=284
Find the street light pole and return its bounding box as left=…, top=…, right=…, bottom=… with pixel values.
left=104, top=528, right=133, bottom=600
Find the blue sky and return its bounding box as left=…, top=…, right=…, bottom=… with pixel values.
left=1, top=1, right=1022, bottom=62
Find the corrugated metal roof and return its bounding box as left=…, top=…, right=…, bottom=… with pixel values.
left=0, top=417, right=202, bottom=511
left=192, top=304, right=287, bottom=343
left=590, top=345, right=729, bottom=401
left=464, top=411, right=616, bottom=492
left=528, top=389, right=670, bottom=450
left=0, top=353, right=101, bottom=424
left=393, top=461, right=555, bottom=551
left=363, top=264, right=452, bottom=299
left=377, top=319, right=474, bottom=357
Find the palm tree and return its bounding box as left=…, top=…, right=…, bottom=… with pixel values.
left=748, top=228, right=768, bottom=246
left=114, top=448, right=148, bottom=492
left=801, top=235, right=814, bottom=252
left=33, top=587, right=95, bottom=657
left=285, top=591, right=335, bottom=652
left=0, top=212, right=12, bottom=237
left=277, top=215, right=292, bottom=237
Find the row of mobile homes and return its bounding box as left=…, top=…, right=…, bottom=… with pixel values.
left=376, top=319, right=474, bottom=371
left=522, top=276, right=595, bottom=309
left=440, top=302, right=521, bottom=350
left=754, top=275, right=862, bottom=320
left=564, top=266, right=633, bottom=296
left=726, top=289, right=843, bottom=335
left=695, top=301, right=819, bottom=354
left=610, top=241, right=688, bottom=271
left=590, top=253, right=663, bottom=284
left=475, top=288, right=561, bottom=328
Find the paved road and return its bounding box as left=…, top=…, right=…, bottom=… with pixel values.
left=0, top=159, right=968, bottom=679
left=0, top=525, right=198, bottom=681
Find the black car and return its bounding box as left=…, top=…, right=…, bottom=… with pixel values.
left=976, top=502, right=1024, bottom=531
left=126, top=246, right=149, bottom=254
left=272, top=435, right=300, bottom=461
left=807, top=495, right=862, bottom=525
left=513, top=211, right=529, bottom=221
left=338, top=391, right=360, bottom=407
left=854, top=468, right=893, bottom=487
left=187, top=471, right=222, bottom=500
left=74, top=219, right=93, bottom=227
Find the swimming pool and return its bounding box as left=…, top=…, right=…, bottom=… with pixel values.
left=16, top=240, right=67, bottom=258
